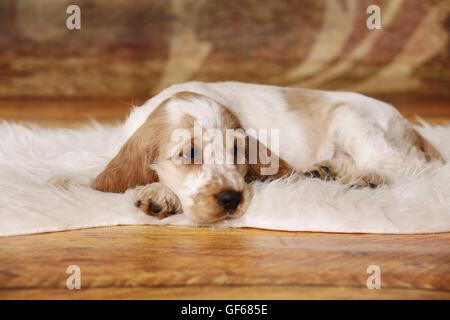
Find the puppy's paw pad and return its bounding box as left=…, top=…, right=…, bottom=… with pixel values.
left=304, top=161, right=338, bottom=181
left=350, top=174, right=386, bottom=190
left=135, top=183, right=182, bottom=219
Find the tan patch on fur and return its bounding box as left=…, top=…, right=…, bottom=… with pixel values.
left=173, top=91, right=204, bottom=101
left=282, top=87, right=342, bottom=156
left=406, top=129, right=444, bottom=163
left=244, top=134, right=295, bottom=182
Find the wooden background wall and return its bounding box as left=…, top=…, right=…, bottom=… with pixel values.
left=0, top=0, right=449, bottom=98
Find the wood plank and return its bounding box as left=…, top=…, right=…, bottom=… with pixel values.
left=0, top=96, right=449, bottom=127
left=0, top=98, right=140, bottom=127
left=2, top=286, right=450, bottom=300
left=0, top=226, right=449, bottom=299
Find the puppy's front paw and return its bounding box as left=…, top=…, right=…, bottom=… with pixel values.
left=134, top=183, right=182, bottom=219
left=304, top=161, right=338, bottom=181
left=350, top=173, right=387, bottom=189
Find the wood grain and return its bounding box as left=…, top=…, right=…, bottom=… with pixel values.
left=0, top=96, right=449, bottom=127
left=0, top=226, right=449, bottom=300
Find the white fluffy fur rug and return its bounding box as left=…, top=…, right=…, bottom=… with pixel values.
left=1, top=120, right=450, bottom=237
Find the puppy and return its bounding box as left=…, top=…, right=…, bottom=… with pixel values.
left=92, top=82, right=443, bottom=224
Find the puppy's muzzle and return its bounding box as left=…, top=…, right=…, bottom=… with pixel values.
left=217, top=190, right=242, bottom=213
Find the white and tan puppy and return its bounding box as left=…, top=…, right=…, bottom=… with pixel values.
left=92, top=81, right=443, bottom=224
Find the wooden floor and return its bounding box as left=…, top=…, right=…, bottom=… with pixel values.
left=1, top=95, right=450, bottom=127
left=0, top=96, right=449, bottom=300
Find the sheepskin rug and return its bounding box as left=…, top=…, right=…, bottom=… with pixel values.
left=1, top=120, right=450, bottom=237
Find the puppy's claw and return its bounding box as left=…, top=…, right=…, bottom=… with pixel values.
left=305, top=170, right=321, bottom=179
left=304, top=162, right=338, bottom=181
left=320, top=165, right=330, bottom=174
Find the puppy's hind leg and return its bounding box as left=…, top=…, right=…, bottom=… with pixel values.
left=326, top=104, right=397, bottom=188
left=303, top=152, right=386, bottom=189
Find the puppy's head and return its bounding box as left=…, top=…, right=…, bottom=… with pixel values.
left=92, top=92, right=293, bottom=224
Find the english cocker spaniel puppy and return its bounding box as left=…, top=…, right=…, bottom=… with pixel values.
left=92, top=82, right=443, bottom=224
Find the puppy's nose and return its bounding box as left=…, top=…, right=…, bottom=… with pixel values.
left=217, top=190, right=241, bottom=212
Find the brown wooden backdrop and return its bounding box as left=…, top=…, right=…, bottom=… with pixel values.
left=0, top=0, right=449, bottom=98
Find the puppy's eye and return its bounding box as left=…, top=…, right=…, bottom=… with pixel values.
left=181, top=147, right=200, bottom=163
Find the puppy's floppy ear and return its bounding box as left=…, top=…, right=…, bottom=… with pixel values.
left=244, top=135, right=295, bottom=182
left=92, top=107, right=166, bottom=193
left=91, top=132, right=158, bottom=193
left=220, top=109, right=295, bottom=183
